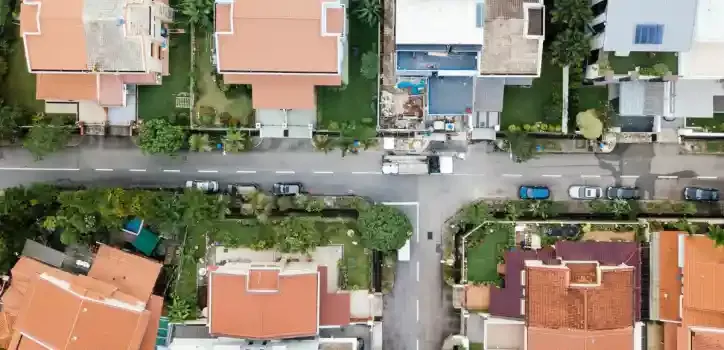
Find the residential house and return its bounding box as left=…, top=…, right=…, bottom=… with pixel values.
left=587, top=0, right=724, bottom=137
left=392, top=0, right=544, bottom=141
left=459, top=241, right=643, bottom=350
left=163, top=245, right=377, bottom=350
left=19, top=0, right=174, bottom=133
left=650, top=232, right=724, bottom=349
left=214, top=0, right=347, bottom=139
left=0, top=244, right=165, bottom=349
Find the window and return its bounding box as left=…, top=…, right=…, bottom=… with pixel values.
left=634, top=24, right=664, bottom=45
left=475, top=2, right=484, bottom=28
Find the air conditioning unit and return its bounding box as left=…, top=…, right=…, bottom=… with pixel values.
left=255, top=123, right=261, bottom=129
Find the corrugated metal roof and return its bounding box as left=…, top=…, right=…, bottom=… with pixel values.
left=603, top=0, right=696, bottom=52
left=20, top=240, right=67, bottom=268
left=474, top=78, right=504, bottom=112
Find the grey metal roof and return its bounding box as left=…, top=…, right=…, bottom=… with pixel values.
left=619, top=81, right=665, bottom=116
left=673, top=79, right=717, bottom=118
left=474, top=78, right=504, bottom=112
left=21, top=240, right=68, bottom=268
left=603, top=0, right=696, bottom=52
left=84, top=2, right=147, bottom=71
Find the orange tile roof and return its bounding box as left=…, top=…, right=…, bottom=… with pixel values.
left=692, top=330, right=724, bottom=350
left=0, top=312, right=16, bottom=349
left=88, top=244, right=162, bottom=301
left=318, top=266, right=351, bottom=326
left=659, top=231, right=683, bottom=321
left=526, top=266, right=635, bottom=331
left=36, top=74, right=98, bottom=102
left=20, top=0, right=88, bottom=71
left=683, top=236, right=724, bottom=315
left=209, top=268, right=319, bottom=339
left=527, top=327, right=634, bottom=350
left=566, top=262, right=599, bottom=284
left=325, top=7, right=344, bottom=34
left=215, top=0, right=343, bottom=74
left=139, top=295, right=164, bottom=350
left=98, top=75, right=125, bottom=106
left=10, top=275, right=149, bottom=350
left=223, top=74, right=341, bottom=110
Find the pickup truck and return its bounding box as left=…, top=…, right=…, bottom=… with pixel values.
left=381, top=155, right=453, bottom=175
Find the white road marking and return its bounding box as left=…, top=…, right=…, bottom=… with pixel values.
left=0, top=167, right=80, bottom=171
left=198, top=170, right=219, bottom=173
left=94, top=168, right=113, bottom=172
left=128, top=169, right=147, bottom=172
left=416, top=299, right=420, bottom=322
left=581, top=174, right=601, bottom=178
left=658, top=175, right=678, bottom=179
left=275, top=170, right=295, bottom=174
left=697, top=176, right=718, bottom=180
left=352, top=171, right=382, bottom=175
left=621, top=175, right=639, bottom=179
left=236, top=170, right=257, bottom=174
left=163, top=169, right=181, bottom=173
left=417, top=339, right=419, bottom=350
left=416, top=261, right=420, bottom=282
left=542, top=174, right=562, bottom=178
left=502, top=173, right=522, bottom=177
left=313, top=171, right=334, bottom=174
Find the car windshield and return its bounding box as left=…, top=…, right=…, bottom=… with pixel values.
left=713, top=191, right=719, bottom=200
left=527, top=188, right=535, bottom=197
left=585, top=188, right=596, bottom=197
left=696, top=189, right=703, bottom=198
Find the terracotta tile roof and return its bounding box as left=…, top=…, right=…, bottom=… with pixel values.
left=139, top=295, right=164, bottom=350
left=1, top=257, right=71, bottom=317
left=566, top=262, right=598, bottom=284
left=209, top=268, right=319, bottom=339
left=527, top=327, right=634, bottom=350
left=692, top=330, right=724, bottom=350
left=556, top=241, right=642, bottom=321
left=489, top=247, right=556, bottom=318
left=526, top=266, right=634, bottom=330
left=36, top=74, right=98, bottom=102
left=684, top=236, right=724, bottom=314
left=10, top=275, right=149, bottom=350
left=88, top=244, right=162, bottom=301
left=663, top=322, right=679, bottom=350
left=215, top=0, right=343, bottom=74
left=658, top=231, right=683, bottom=321
left=0, top=312, right=16, bottom=349
left=98, top=75, right=125, bottom=106
left=20, top=0, right=88, bottom=71
left=223, top=74, right=341, bottom=110
left=318, top=266, right=350, bottom=326
left=325, top=7, right=345, bottom=34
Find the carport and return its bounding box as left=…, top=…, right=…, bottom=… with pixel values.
left=257, top=109, right=286, bottom=138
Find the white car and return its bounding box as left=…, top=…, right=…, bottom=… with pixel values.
left=568, top=185, right=602, bottom=200
left=185, top=180, right=219, bottom=193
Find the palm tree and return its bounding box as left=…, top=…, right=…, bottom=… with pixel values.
left=188, top=133, right=211, bottom=152
left=354, top=0, right=381, bottom=27
left=180, top=0, right=214, bottom=30
left=223, top=130, right=247, bottom=153
left=504, top=201, right=522, bottom=221
left=674, top=219, right=698, bottom=235
left=312, top=135, right=335, bottom=153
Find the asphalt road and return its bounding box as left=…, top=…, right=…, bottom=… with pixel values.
left=0, top=141, right=722, bottom=350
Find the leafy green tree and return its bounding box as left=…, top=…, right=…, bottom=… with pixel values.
left=274, top=217, right=325, bottom=253
left=576, top=109, right=603, bottom=140
left=528, top=200, right=557, bottom=219
left=180, top=0, right=214, bottom=30
left=673, top=219, right=698, bottom=235
left=549, top=29, right=590, bottom=68
left=360, top=48, right=379, bottom=80
left=504, top=131, right=537, bottom=163
left=312, top=134, right=335, bottom=153
left=138, top=119, right=185, bottom=155
left=23, top=115, right=71, bottom=160
left=168, top=294, right=193, bottom=322
left=223, top=130, right=247, bottom=153
left=458, top=202, right=492, bottom=227
left=504, top=201, right=523, bottom=221
left=354, top=0, right=381, bottom=27
left=550, top=0, right=593, bottom=28
left=0, top=104, right=22, bottom=144
left=188, top=133, right=212, bottom=152
left=357, top=204, right=413, bottom=251
left=708, top=224, right=724, bottom=246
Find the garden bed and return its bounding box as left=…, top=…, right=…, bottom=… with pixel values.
left=608, top=52, right=678, bottom=75
left=685, top=114, right=724, bottom=131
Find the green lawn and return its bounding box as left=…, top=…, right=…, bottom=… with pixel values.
left=137, top=23, right=191, bottom=122
left=469, top=343, right=484, bottom=350
left=686, top=113, right=724, bottom=130
left=323, top=220, right=371, bottom=290
left=317, top=16, right=378, bottom=128
left=608, top=52, right=678, bottom=75
left=193, top=31, right=253, bottom=127
left=466, top=226, right=512, bottom=283
left=501, top=61, right=563, bottom=128
left=576, top=86, right=608, bottom=112
left=0, top=38, right=44, bottom=114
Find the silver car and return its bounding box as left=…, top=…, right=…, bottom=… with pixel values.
left=185, top=180, right=219, bottom=193
left=568, top=185, right=602, bottom=200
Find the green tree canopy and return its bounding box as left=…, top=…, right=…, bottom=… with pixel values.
left=188, top=133, right=212, bottom=152
left=223, top=129, right=247, bottom=153
left=354, top=0, right=381, bottom=27
left=273, top=217, right=325, bottom=253
left=23, top=115, right=71, bottom=160
left=0, top=104, right=22, bottom=144
left=138, top=119, right=185, bottom=155
left=357, top=204, right=412, bottom=251
left=180, top=0, right=214, bottom=30
left=576, top=109, right=603, bottom=140
left=504, top=131, right=537, bottom=163
left=360, top=48, right=379, bottom=80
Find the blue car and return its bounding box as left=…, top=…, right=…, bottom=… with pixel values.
left=519, top=186, right=550, bottom=200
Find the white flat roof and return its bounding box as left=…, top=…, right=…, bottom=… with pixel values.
left=396, top=0, right=484, bottom=45
left=694, top=0, right=724, bottom=42
left=679, top=42, right=724, bottom=79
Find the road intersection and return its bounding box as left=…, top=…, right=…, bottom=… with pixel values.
left=0, top=141, right=722, bottom=350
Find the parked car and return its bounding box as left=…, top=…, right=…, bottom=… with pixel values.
left=185, top=180, right=219, bottom=193
left=519, top=186, right=550, bottom=200
left=606, top=186, right=641, bottom=200
left=227, top=183, right=260, bottom=196
left=684, top=187, right=720, bottom=202
left=272, top=182, right=303, bottom=196
left=568, top=185, right=602, bottom=200
left=544, top=225, right=580, bottom=239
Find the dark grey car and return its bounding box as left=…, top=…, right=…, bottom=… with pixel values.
left=606, top=186, right=641, bottom=200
